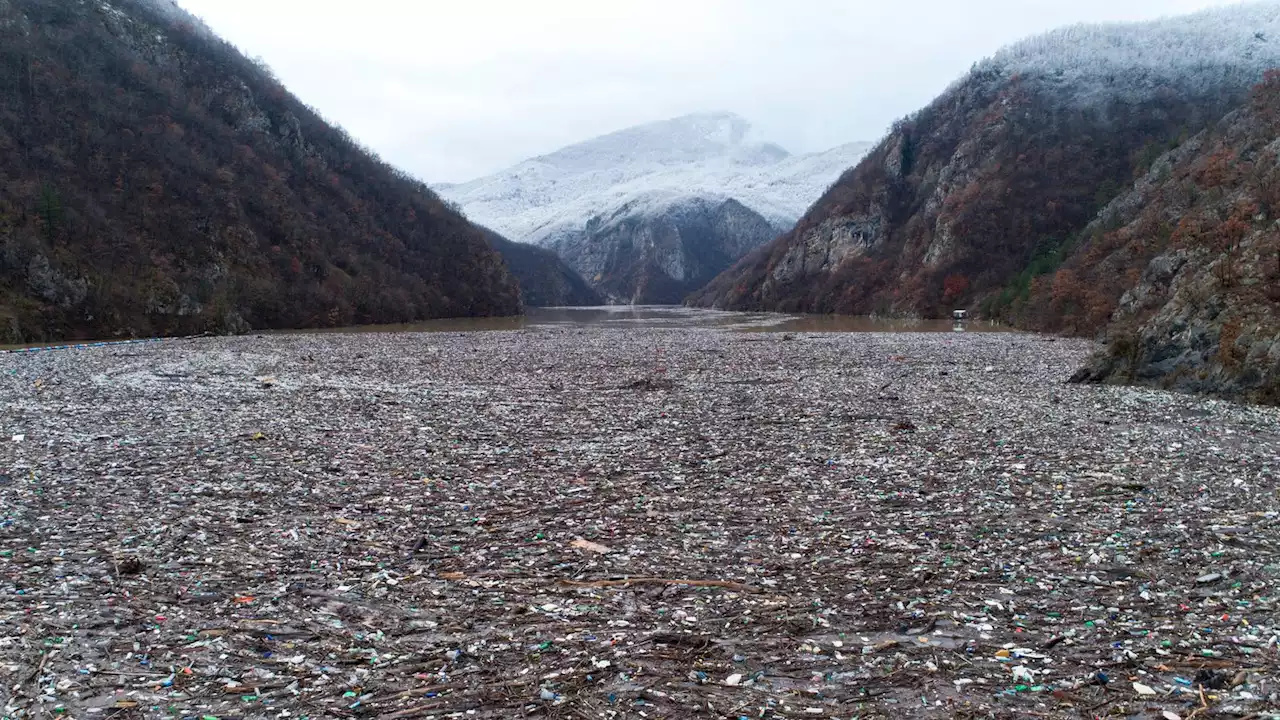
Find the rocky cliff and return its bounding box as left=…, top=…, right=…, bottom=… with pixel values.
left=690, top=5, right=1280, bottom=321
left=547, top=195, right=778, bottom=305
left=0, top=0, right=520, bottom=343
left=481, top=230, right=602, bottom=307
left=1064, top=74, right=1280, bottom=403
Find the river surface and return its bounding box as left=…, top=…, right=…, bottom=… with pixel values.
left=0, top=307, right=1016, bottom=351
left=286, top=306, right=1018, bottom=335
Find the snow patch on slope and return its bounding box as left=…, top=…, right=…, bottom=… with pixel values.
left=439, top=112, right=871, bottom=244
left=983, top=1, right=1280, bottom=102
left=105, top=0, right=218, bottom=40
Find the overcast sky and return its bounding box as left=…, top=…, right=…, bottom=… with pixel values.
left=175, top=0, right=1248, bottom=182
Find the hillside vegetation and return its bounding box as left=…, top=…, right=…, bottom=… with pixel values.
left=0, top=0, right=520, bottom=343
left=482, top=229, right=602, bottom=307
left=1062, top=73, right=1280, bottom=402
left=689, top=4, right=1280, bottom=401
left=691, top=5, right=1280, bottom=320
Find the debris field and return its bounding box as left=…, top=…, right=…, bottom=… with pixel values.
left=1, top=325, right=1278, bottom=719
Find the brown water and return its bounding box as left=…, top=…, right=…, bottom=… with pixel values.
left=284, top=306, right=1018, bottom=335
left=763, top=313, right=1015, bottom=334
left=1, top=307, right=1016, bottom=352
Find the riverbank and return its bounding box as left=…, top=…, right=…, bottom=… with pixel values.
left=1, top=327, right=1277, bottom=718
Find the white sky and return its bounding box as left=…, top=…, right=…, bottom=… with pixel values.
left=174, top=0, right=1250, bottom=182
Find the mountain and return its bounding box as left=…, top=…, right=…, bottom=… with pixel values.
left=547, top=194, right=780, bottom=304
left=481, top=229, right=602, bottom=307
left=439, top=113, right=873, bottom=244
left=437, top=113, right=871, bottom=303
left=690, top=4, right=1280, bottom=325
left=1060, top=74, right=1280, bottom=403
left=0, top=0, right=520, bottom=344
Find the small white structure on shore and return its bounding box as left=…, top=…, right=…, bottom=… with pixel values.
left=953, top=309, right=968, bottom=321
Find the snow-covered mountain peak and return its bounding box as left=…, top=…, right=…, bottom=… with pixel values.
left=532, top=111, right=783, bottom=172
left=439, top=113, right=871, bottom=245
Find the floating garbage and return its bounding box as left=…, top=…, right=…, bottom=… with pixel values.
left=0, top=326, right=1277, bottom=718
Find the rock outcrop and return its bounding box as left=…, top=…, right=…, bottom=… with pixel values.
left=1065, top=75, right=1280, bottom=403
left=690, top=5, right=1280, bottom=321
left=548, top=196, right=778, bottom=305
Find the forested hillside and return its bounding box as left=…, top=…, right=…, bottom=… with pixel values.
left=482, top=229, right=602, bottom=307
left=0, top=0, right=520, bottom=343
left=690, top=5, right=1280, bottom=322
left=1059, top=73, right=1280, bottom=402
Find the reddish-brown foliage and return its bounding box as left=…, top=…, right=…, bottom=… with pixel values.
left=690, top=55, right=1254, bottom=325
left=942, top=274, right=971, bottom=301
left=1194, top=147, right=1239, bottom=188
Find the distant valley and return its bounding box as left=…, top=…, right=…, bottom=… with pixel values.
left=439, top=114, right=871, bottom=304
